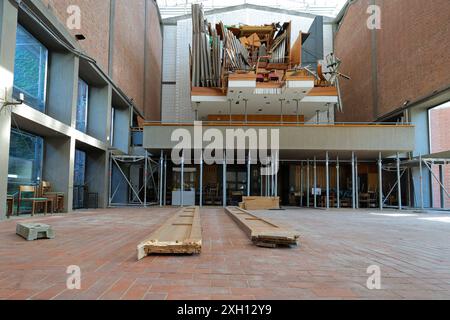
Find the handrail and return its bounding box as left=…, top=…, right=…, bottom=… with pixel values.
left=142, top=121, right=413, bottom=127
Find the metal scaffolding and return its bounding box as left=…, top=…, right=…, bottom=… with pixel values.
left=108, top=152, right=159, bottom=207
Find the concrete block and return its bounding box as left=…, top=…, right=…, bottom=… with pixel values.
left=16, top=223, right=55, bottom=241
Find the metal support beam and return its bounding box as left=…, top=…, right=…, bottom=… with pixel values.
left=274, top=151, right=278, bottom=197
left=200, top=152, right=203, bottom=207
left=326, top=152, right=330, bottom=209
left=419, top=154, right=424, bottom=210
left=163, top=155, right=167, bottom=206
left=181, top=151, right=185, bottom=207
left=223, top=153, right=227, bottom=207
left=352, top=152, right=356, bottom=209
left=108, top=152, right=113, bottom=207
left=300, top=162, right=304, bottom=207
left=159, top=151, right=163, bottom=207
left=306, top=159, right=310, bottom=207
left=314, top=157, right=317, bottom=208
left=336, top=156, right=340, bottom=209
left=440, top=165, right=445, bottom=209
left=397, top=152, right=402, bottom=210
left=247, top=150, right=251, bottom=197
left=355, top=154, right=359, bottom=209
left=378, top=152, right=383, bottom=211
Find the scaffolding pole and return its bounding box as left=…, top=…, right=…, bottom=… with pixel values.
left=314, top=157, right=317, bottom=208
left=397, top=152, right=402, bottom=210
left=352, top=152, right=356, bottom=209
left=326, top=151, right=330, bottom=209
left=336, top=156, right=340, bottom=209
left=300, top=162, right=304, bottom=207
left=200, top=152, right=203, bottom=207
left=307, top=159, right=310, bottom=207
left=378, top=152, right=383, bottom=211
left=247, top=150, right=251, bottom=197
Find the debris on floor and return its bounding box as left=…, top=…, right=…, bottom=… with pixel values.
left=225, top=207, right=300, bottom=248
left=137, top=206, right=202, bottom=260
left=16, top=223, right=55, bottom=241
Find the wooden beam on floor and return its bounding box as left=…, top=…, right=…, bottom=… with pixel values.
left=225, top=207, right=300, bottom=248
left=240, top=196, right=280, bottom=210
left=137, top=207, right=202, bottom=260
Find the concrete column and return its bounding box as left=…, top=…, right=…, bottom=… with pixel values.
left=85, top=149, right=109, bottom=208
left=88, top=85, right=112, bottom=142
left=47, top=52, right=79, bottom=126
left=43, top=137, right=75, bottom=212
left=0, top=0, right=18, bottom=220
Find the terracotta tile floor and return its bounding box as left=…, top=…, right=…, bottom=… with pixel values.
left=1, top=207, right=450, bottom=300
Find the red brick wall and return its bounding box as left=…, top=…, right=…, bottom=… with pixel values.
left=334, top=0, right=374, bottom=123
left=429, top=103, right=450, bottom=208
left=40, top=0, right=162, bottom=120
left=335, top=0, right=450, bottom=122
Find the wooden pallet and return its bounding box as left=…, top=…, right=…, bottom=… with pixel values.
left=225, top=207, right=300, bottom=248
left=137, top=207, right=202, bottom=260
left=240, top=196, right=280, bottom=210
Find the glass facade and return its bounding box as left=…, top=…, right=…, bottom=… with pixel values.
left=7, top=130, right=44, bottom=193
left=76, top=79, right=89, bottom=132
left=73, top=150, right=87, bottom=209
left=13, top=24, right=48, bottom=112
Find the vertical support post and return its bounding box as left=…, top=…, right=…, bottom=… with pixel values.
left=440, top=164, right=445, bottom=209
left=295, top=99, right=300, bottom=124
left=108, top=152, right=113, bottom=207
left=316, top=111, right=320, bottom=124
left=280, top=99, right=284, bottom=124
left=163, top=155, right=167, bottom=206
left=228, top=99, right=232, bottom=124
left=352, top=152, right=356, bottom=209
left=419, top=154, right=424, bottom=210
left=181, top=150, right=184, bottom=207
left=144, top=151, right=148, bottom=208
left=326, top=152, right=330, bottom=209
left=355, top=154, right=359, bottom=209
left=223, top=152, right=227, bottom=207
left=314, top=157, right=317, bottom=208
left=397, top=152, right=402, bottom=210
left=300, top=162, right=304, bottom=207
left=200, top=151, right=203, bottom=207
left=306, top=159, right=310, bottom=208
left=336, top=156, right=340, bottom=209
left=378, top=152, right=383, bottom=211
left=247, top=150, right=251, bottom=197
left=244, top=99, right=248, bottom=123
left=274, top=151, right=278, bottom=197
left=159, top=151, right=164, bottom=207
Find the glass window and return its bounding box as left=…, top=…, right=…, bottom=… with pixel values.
left=76, top=79, right=89, bottom=132
left=74, top=150, right=86, bottom=187
left=13, top=24, right=48, bottom=112
left=7, top=130, right=44, bottom=193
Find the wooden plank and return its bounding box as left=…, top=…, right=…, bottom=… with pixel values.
left=242, top=196, right=280, bottom=210
left=137, top=207, right=202, bottom=260
left=225, top=207, right=300, bottom=247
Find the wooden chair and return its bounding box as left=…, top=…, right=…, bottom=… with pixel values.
left=41, top=181, right=64, bottom=213
left=18, top=186, right=49, bottom=216
left=7, top=195, right=15, bottom=218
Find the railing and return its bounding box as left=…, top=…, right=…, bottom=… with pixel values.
left=142, top=121, right=413, bottom=127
